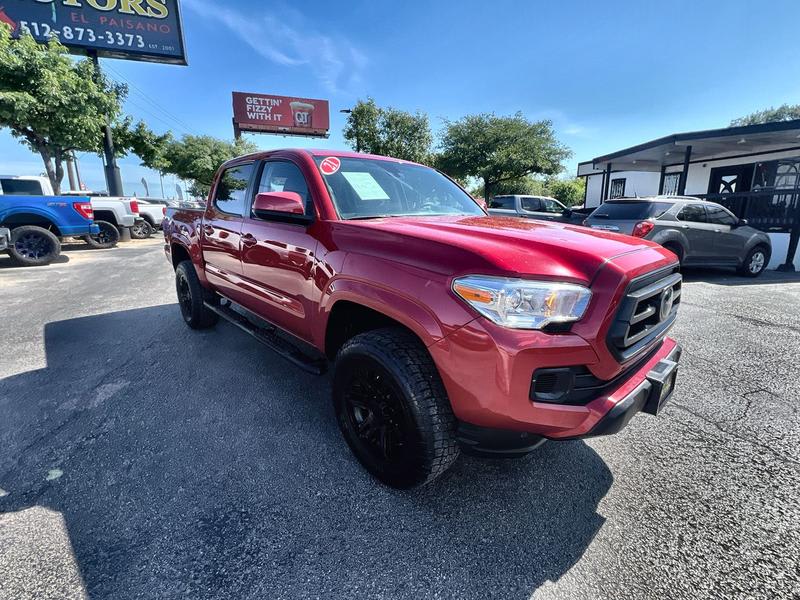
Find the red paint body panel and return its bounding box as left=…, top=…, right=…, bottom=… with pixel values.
left=164, top=149, right=681, bottom=439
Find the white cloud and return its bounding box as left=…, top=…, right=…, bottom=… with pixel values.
left=184, top=0, right=367, bottom=95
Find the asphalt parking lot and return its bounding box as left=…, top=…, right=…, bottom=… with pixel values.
left=0, top=238, right=798, bottom=600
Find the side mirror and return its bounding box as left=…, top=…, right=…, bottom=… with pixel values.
left=253, top=191, right=305, bottom=218
left=737, top=218, right=748, bottom=227
left=562, top=208, right=573, bottom=217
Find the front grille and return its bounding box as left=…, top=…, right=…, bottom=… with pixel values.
left=607, top=265, right=681, bottom=362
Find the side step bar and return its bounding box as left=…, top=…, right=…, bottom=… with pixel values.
left=204, top=300, right=327, bottom=375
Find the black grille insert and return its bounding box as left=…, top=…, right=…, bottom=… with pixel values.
left=608, top=265, right=681, bottom=362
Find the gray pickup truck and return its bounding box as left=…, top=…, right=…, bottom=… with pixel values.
left=488, top=195, right=591, bottom=224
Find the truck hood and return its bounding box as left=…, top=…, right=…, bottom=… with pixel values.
left=339, top=214, right=665, bottom=283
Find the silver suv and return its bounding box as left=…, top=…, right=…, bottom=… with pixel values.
left=584, top=196, right=772, bottom=277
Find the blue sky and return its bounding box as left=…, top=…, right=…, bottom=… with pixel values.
left=3, top=0, right=800, bottom=196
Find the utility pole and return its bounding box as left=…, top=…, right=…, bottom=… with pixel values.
left=88, top=50, right=124, bottom=197
left=340, top=108, right=360, bottom=152
left=65, top=153, right=77, bottom=191
left=72, top=152, right=84, bottom=190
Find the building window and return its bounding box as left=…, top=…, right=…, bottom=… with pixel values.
left=609, top=178, right=626, bottom=198
left=662, top=173, right=680, bottom=196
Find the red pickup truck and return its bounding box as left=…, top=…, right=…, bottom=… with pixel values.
left=164, top=149, right=682, bottom=488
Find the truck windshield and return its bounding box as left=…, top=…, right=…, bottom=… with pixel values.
left=591, top=201, right=672, bottom=220
left=314, top=156, right=484, bottom=220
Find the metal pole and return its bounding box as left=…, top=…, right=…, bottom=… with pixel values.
left=678, top=145, right=692, bottom=195
left=88, top=51, right=124, bottom=197
left=160, top=172, right=165, bottom=198
left=65, top=153, right=77, bottom=191
left=72, top=152, right=84, bottom=190
left=602, top=163, right=612, bottom=200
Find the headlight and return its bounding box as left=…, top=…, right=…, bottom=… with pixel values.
left=452, top=275, right=592, bottom=330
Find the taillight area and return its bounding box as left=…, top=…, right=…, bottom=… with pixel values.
left=72, top=202, right=94, bottom=221
left=632, top=220, right=655, bottom=238
left=130, top=200, right=139, bottom=215
left=162, top=206, right=167, bottom=216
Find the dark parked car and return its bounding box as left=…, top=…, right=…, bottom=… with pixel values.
left=488, top=195, right=590, bottom=224
left=583, top=196, right=772, bottom=277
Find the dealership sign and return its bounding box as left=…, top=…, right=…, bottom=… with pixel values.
left=0, top=0, right=186, bottom=64
left=232, top=92, right=330, bottom=139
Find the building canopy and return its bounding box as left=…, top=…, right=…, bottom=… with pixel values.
left=578, top=119, right=800, bottom=175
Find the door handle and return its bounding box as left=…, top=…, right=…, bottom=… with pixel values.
left=202, top=225, right=214, bottom=235
left=241, top=233, right=258, bottom=246
left=713, top=229, right=722, bottom=233
left=680, top=225, right=690, bottom=229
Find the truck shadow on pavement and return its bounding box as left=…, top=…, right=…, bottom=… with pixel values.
left=0, top=305, right=612, bottom=599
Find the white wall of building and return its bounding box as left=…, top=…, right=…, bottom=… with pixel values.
left=584, top=170, right=661, bottom=207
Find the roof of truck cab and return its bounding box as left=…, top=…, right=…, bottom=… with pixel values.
left=229, top=148, right=425, bottom=167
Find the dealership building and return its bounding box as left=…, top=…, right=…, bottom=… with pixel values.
left=577, top=119, right=800, bottom=270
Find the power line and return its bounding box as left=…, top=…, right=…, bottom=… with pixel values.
left=103, top=64, right=202, bottom=136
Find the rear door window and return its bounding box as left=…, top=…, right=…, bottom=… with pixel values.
left=677, top=204, right=708, bottom=223
left=520, top=197, right=541, bottom=211
left=592, top=201, right=671, bottom=220
left=213, top=163, right=254, bottom=216
left=489, top=196, right=515, bottom=209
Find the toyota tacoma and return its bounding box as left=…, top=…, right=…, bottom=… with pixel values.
left=164, top=149, right=682, bottom=488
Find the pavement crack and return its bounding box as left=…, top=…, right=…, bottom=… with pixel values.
left=669, top=401, right=800, bottom=467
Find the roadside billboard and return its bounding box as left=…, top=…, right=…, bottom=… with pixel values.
left=0, top=0, right=187, bottom=65
left=232, top=92, right=330, bottom=139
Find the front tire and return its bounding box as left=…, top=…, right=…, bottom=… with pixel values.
left=8, top=226, right=61, bottom=266
left=175, top=260, right=219, bottom=329
left=333, top=328, right=460, bottom=488
left=130, top=220, right=153, bottom=239
left=84, top=220, right=120, bottom=249
left=738, top=245, right=769, bottom=277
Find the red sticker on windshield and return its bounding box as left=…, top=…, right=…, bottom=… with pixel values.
left=320, top=156, right=341, bottom=175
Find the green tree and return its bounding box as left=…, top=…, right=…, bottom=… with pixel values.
left=343, top=98, right=433, bottom=163
left=547, top=177, right=586, bottom=206
left=113, top=117, right=173, bottom=172
left=471, top=176, right=546, bottom=199
left=731, top=104, right=800, bottom=126
left=0, top=26, right=125, bottom=194
left=438, top=112, right=571, bottom=200
left=163, top=135, right=257, bottom=197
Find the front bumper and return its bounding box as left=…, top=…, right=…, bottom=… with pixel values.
left=429, top=315, right=681, bottom=441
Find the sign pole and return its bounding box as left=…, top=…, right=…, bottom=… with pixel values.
left=88, top=50, right=124, bottom=197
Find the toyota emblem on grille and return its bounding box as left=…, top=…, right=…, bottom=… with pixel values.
left=659, top=287, right=674, bottom=321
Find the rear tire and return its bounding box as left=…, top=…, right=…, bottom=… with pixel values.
left=8, top=226, right=61, bottom=266
left=738, top=245, right=769, bottom=277
left=175, top=260, right=219, bottom=329
left=130, top=220, right=153, bottom=239
left=84, top=221, right=120, bottom=249
left=333, top=327, right=460, bottom=488
left=662, top=242, right=684, bottom=265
